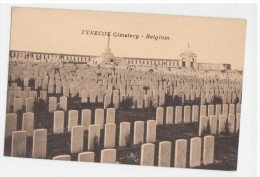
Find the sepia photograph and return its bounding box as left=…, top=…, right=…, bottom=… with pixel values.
left=4, top=7, right=247, bottom=171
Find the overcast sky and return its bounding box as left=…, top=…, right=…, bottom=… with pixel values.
left=10, top=7, right=247, bottom=70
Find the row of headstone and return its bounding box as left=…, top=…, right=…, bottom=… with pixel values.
left=11, top=129, right=47, bottom=158
left=70, top=119, right=157, bottom=153
left=53, top=149, right=116, bottom=163
left=199, top=113, right=241, bottom=136
left=5, top=112, right=34, bottom=138
left=53, top=108, right=115, bottom=134
left=155, top=103, right=241, bottom=125
left=140, top=135, right=215, bottom=168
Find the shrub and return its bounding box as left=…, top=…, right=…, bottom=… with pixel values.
left=225, top=121, right=230, bottom=135
left=164, top=95, right=183, bottom=107
left=125, top=134, right=132, bottom=148
left=15, top=77, right=23, bottom=88
left=93, top=135, right=100, bottom=150
left=172, top=95, right=182, bottom=106
left=16, top=109, right=23, bottom=119
left=34, top=97, right=48, bottom=114
left=212, top=95, right=223, bottom=105
left=93, top=135, right=101, bottom=162
left=118, top=150, right=140, bottom=165
left=120, top=96, right=134, bottom=110
left=148, top=97, right=157, bottom=110
left=107, top=102, right=115, bottom=108
left=184, top=97, right=200, bottom=106
left=28, top=78, right=35, bottom=88
left=234, top=97, right=239, bottom=104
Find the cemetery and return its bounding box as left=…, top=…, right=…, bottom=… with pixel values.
left=4, top=55, right=242, bottom=170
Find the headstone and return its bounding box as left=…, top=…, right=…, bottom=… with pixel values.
left=5, top=113, right=17, bottom=138
left=88, top=125, right=100, bottom=150
left=146, top=120, right=156, bottom=143
left=95, top=109, right=104, bottom=129
left=183, top=106, right=191, bottom=123
left=228, top=114, right=235, bottom=134
left=53, top=155, right=71, bottom=161
left=166, top=106, right=174, bottom=124
left=70, top=84, right=78, bottom=97
left=156, top=107, right=164, bottom=125
left=203, top=135, right=215, bottom=165
left=14, top=98, right=22, bottom=113
left=40, top=90, right=47, bottom=101
left=22, top=112, right=34, bottom=136
left=229, top=104, right=235, bottom=115
left=236, top=113, right=241, bottom=133
left=100, top=149, right=116, bottom=163
left=140, top=143, right=155, bottom=166
left=104, top=95, right=111, bottom=109
left=113, top=95, right=120, bottom=109
left=106, top=108, right=115, bottom=124
left=144, top=95, right=150, bottom=108
left=81, top=109, right=91, bottom=130
left=24, top=77, right=28, bottom=87
left=81, top=89, right=89, bottom=103
left=71, top=126, right=84, bottom=153
left=89, top=90, right=97, bottom=103
left=236, top=104, right=241, bottom=114
left=6, top=98, right=10, bottom=113
left=199, top=116, right=208, bottom=136
left=9, top=91, right=15, bottom=106
left=11, top=131, right=27, bottom=157
left=30, top=91, right=37, bottom=100
left=19, top=91, right=29, bottom=106
left=78, top=152, right=95, bottom=162
left=215, top=104, right=221, bottom=117
left=190, top=137, right=202, bottom=168
left=134, top=121, right=144, bottom=144
left=56, top=83, right=61, bottom=94
left=49, top=97, right=57, bottom=113
left=174, top=139, right=187, bottom=168
left=207, top=105, right=214, bottom=117
left=97, top=90, right=104, bottom=103
left=159, top=93, right=165, bottom=106
left=218, top=115, right=227, bottom=134
left=152, top=94, right=158, bottom=107
left=68, top=110, right=78, bottom=132
left=209, top=115, right=218, bottom=135
left=175, top=106, right=182, bottom=124
left=200, top=94, right=205, bottom=104
left=137, top=94, right=143, bottom=108
left=32, top=129, right=47, bottom=158
left=222, top=104, right=228, bottom=116
left=119, top=122, right=131, bottom=146
left=158, top=141, right=171, bottom=167
left=59, top=96, right=67, bottom=111
left=25, top=97, right=34, bottom=113
left=192, top=105, right=199, bottom=122
left=104, top=123, right=116, bottom=148
left=200, top=105, right=206, bottom=117
left=54, top=111, right=64, bottom=134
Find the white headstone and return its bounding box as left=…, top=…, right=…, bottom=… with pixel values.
left=32, top=129, right=47, bottom=158
left=140, top=143, right=155, bottom=166
left=158, top=141, right=171, bottom=167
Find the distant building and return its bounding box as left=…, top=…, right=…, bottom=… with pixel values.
left=9, top=39, right=231, bottom=70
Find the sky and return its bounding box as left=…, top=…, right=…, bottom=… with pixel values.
left=10, top=7, right=247, bottom=70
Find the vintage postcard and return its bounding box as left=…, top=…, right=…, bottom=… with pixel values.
left=4, top=7, right=246, bottom=171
